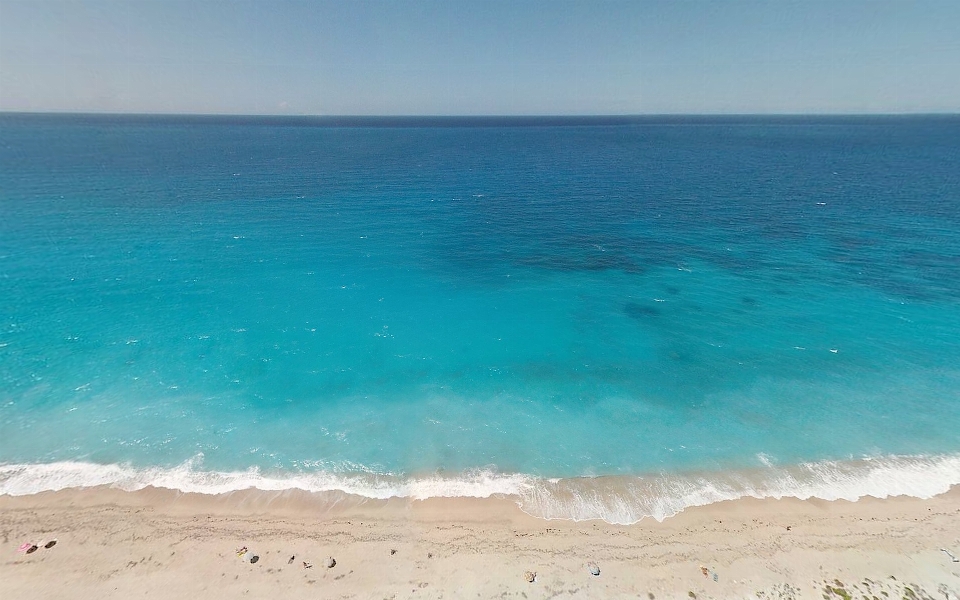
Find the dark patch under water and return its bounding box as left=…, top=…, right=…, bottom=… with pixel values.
left=624, top=302, right=662, bottom=319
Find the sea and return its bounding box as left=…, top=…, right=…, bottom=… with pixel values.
left=2, top=114, right=959, bottom=523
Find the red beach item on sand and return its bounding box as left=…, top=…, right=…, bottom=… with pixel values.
left=18, top=542, right=38, bottom=554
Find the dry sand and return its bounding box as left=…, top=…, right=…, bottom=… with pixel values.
left=2, top=486, right=959, bottom=599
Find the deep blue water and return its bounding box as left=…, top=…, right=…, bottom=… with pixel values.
left=2, top=114, right=960, bottom=520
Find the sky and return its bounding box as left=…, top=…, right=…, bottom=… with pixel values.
left=1, top=0, right=959, bottom=115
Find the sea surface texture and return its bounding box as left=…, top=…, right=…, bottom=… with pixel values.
left=2, top=114, right=960, bottom=522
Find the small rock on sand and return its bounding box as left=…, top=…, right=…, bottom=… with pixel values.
left=523, top=571, right=536, bottom=583
left=324, top=556, right=336, bottom=569
left=588, top=562, right=600, bottom=576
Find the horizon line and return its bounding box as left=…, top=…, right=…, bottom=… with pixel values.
left=2, top=110, right=959, bottom=119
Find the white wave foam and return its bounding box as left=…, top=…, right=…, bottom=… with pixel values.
left=0, top=455, right=533, bottom=500
left=517, top=454, right=960, bottom=524
left=2, top=454, right=959, bottom=525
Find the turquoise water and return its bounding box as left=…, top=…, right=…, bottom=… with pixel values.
left=2, top=115, right=960, bottom=521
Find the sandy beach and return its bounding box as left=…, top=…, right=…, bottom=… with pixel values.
left=2, top=486, right=958, bottom=599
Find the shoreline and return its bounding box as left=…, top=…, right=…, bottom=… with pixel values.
left=3, top=453, right=960, bottom=524
left=2, top=485, right=958, bottom=598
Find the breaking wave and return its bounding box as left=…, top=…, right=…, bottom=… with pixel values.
left=2, top=453, right=958, bottom=524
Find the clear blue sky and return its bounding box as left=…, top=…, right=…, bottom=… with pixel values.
left=2, top=0, right=958, bottom=115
